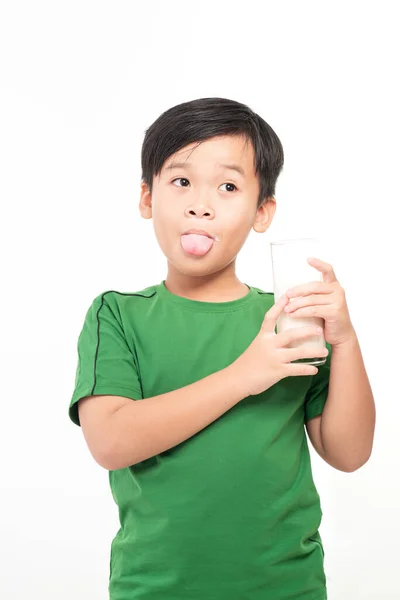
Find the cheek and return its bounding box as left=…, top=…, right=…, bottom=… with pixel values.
left=217, top=223, right=252, bottom=257
left=151, top=196, right=175, bottom=232
left=224, top=210, right=254, bottom=238
left=153, top=213, right=175, bottom=245
left=151, top=207, right=182, bottom=258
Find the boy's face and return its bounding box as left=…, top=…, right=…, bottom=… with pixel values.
left=139, top=134, right=276, bottom=279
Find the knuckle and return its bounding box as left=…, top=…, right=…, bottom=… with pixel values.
left=277, top=362, right=286, bottom=376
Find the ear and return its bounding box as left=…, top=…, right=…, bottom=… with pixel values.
left=139, top=181, right=152, bottom=220
left=252, top=196, right=277, bottom=233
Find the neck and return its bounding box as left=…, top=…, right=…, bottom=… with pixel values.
left=165, top=264, right=249, bottom=302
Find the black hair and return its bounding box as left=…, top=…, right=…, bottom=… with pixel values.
left=141, top=97, right=284, bottom=209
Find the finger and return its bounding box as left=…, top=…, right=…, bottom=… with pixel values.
left=286, top=362, right=319, bottom=377
left=282, top=345, right=328, bottom=363
left=263, top=294, right=290, bottom=333
left=290, top=306, right=334, bottom=318
left=307, top=257, right=337, bottom=283
left=277, top=325, right=323, bottom=347
left=286, top=282, right=332, bottom=298
left=285, top=294, right=332, bottom=313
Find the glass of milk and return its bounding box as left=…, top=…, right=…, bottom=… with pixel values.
left=270, top=237, right=327, bottom=366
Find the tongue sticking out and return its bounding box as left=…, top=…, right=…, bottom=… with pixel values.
left=181, top=233, right=214, bottom=256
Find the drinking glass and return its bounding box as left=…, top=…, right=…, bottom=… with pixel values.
left=270, top=237, right=327, bottom=366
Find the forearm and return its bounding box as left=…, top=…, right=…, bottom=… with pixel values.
left=105, top=362, right=248, bottom=470
left=320, top=330, right=375, bottom=471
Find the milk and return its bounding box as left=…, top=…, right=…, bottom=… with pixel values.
left=271, top=238, right=327, bottom=365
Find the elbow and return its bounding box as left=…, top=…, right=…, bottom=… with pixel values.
left=337, top=463, right=362, bottom=473
left=98, top=446, right=126, bottom=471
left=81, top=437, right=117, bottom=471
left=97, top=452, right=116, bottom=471
left=91, top=434, right=125, bottom=470
left=83, top=433, right=121, bottom=471
left=99, top=445, right=142, bottom=471
left=335, top=450, right=373, bottom=473
left=90, top=446, right=116, bottom=471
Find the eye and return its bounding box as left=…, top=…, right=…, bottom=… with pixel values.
left=171, top=178, right=238, bottom=192
left=171, top=178, right=190, bottom=187
left=219, top=183, right=238, bottom=192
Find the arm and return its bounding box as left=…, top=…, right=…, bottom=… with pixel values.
left=79, top=361, right=247, bottom=470
left=306, top=329, right=375, bottom=472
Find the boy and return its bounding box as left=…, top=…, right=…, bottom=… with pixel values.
left=69, top=97, right=375, bottom=600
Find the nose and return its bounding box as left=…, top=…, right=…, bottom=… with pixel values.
left=184, top=202, right=215, bottom=219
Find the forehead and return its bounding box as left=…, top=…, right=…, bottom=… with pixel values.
left=162, top=135, right=256, bottom=178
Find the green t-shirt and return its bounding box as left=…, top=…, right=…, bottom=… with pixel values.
left=69, top=281, right=331, bottom=600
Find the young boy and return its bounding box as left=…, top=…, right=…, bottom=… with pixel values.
left=69, top=97, right=375, bottom=600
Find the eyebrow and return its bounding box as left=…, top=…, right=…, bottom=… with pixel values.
left=165, top=161, right=246, bottom=178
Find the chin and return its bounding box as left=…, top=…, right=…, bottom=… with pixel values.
left=172, top=249, right=236, bottom=279
left=170, top=258, right=219, bottom=277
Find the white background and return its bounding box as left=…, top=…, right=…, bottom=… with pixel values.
left=0, top=1, right=398, bottom=598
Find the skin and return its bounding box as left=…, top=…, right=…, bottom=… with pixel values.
left=139, top=134, right=276, bottom=302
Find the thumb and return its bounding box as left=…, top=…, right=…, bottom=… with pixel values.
left=262, top=293, right=289, bottom=334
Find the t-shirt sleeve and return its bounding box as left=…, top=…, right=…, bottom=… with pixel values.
left=304, top=341, right=332, bottom=422
left=69, top=292, right=143, bottom=427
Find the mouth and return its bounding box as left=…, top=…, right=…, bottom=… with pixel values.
left=182, top=228, right=217, bottom=239
left=180, top=230, right=219, bottom=257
